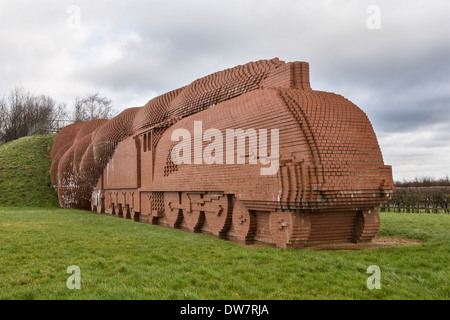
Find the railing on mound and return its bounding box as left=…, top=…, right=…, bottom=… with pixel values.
left=27, top=120, right=75, bottom=136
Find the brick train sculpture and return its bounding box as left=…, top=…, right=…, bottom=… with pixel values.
left=50, top=58, right=394, bottom=248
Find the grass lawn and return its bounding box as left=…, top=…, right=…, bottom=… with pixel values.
left=0, top=207, right=448, bottom=300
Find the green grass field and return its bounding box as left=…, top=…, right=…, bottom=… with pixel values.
left=0, top=135, right=448, bottom=300
left=0, top=207, right=448, bottom=300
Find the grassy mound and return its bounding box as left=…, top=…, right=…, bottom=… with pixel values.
left=0, top=134, right=59, bottom=207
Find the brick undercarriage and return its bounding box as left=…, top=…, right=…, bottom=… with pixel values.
left=93, top=191, right=381, bottom=248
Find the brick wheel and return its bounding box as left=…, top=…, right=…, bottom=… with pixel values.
left=130, top=209, right=140, bottom=222
left=269, top=211, right=311, bottom=248
left=232, top=199, right=256, bottom=243
left=164, top=192, right=183, bottom=227
left=105, top=202, right=114, bottom=215
left=115, top=203, right=123, bottom=218
left=353, top=209, right=380, bottom=243
left=204, top=195, right=232, bottom=237
left=184, top=209, right=204, bottom=232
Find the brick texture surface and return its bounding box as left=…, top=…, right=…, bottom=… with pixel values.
left=51, top=58, right=394, bottom=248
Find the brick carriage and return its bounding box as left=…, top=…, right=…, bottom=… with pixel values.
left=51, top=58, right=394, bottom=248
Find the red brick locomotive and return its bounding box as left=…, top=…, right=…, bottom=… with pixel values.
left=51, top=58, right=394, bottom=248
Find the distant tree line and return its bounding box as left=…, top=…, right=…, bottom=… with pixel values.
left=394, top=176, right=450, bottom=187
left=0, top=86, right=115, bottom=145
left=382, top=176, right=450, bottom=213
left=381, top=186, right=450, bottom=213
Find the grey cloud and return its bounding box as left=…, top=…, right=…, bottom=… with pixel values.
left=0, top=0, right=449, bottom=180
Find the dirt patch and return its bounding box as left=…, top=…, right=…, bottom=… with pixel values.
left=233, top=236, right=423, bottom=250
left=304, top=236, right=423, bottom=251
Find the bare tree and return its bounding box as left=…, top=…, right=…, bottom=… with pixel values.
left=72, top=93, right=115, bottom=122
left=0, top=86, right=66, bottom=144
left=0, top=97, right=8, bottom=144
left=0, top=88, right=114, bottom=144
left=395, top=176, right=450, bottom=187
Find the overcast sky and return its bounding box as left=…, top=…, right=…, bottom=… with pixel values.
left=0, top=0, right=449, bottom=181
